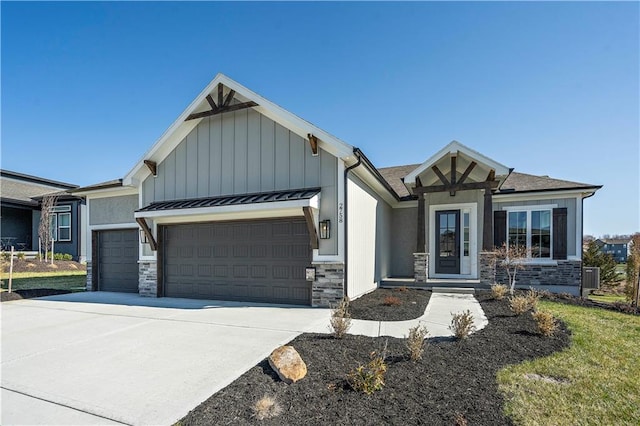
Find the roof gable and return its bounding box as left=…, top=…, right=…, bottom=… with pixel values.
left=124, top=74, right=353, bottom=185
left=403, top=141, right=511, bottom=186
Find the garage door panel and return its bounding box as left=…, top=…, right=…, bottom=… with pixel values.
left=98, top=229, right=139, bottom=293
left=164, top=218, right=311, bottom=305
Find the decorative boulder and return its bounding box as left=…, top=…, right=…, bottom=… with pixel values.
left=268, top=345, right=307, bottom=384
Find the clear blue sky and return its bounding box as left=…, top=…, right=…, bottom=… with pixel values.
left=2, top=2, right=638, bottom=236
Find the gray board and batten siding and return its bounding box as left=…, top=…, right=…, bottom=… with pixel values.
left=141, top=109, right=338, bottom=255
left=89, top=195, right=139, bottom=225
left=493, top=197, right=577, bottom=257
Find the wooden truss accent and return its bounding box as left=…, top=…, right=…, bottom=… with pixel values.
left=307, top=134, right=319, bottom=156
left=136, top=217, right=157, bottom=251
left=431, top=165, right=449, bottom=186
left=144, top=160, right=157, bottom=176
left=413, top=179, right=500, bottom=195
left=458, top=161, right=477, bottom=185
left=302, top=206, right=319, bottom=249
left=185, top=83, right=258, bottom=121
left=416, top=157, right=496, bottom=196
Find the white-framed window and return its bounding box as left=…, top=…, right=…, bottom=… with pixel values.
left=49, top=206, right=72, bottom=242
left=505, top=206, right=553, bottom=259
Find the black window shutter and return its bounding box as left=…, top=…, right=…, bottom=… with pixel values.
left=493, top=210, right=507, bottom=248
left=553, top=207, right=568, bottom=260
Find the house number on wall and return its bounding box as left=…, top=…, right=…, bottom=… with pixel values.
left=338, top=203, right=344, bottom=223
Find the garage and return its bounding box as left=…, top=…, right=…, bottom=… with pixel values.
left=162, top=217, right=311, bottom=305
left=95, top=229, right=139, bottom=293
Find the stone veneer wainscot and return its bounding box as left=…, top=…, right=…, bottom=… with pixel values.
left=139, top=261, right=158, bottom=297
left=312, top=262, right=344, bottom=308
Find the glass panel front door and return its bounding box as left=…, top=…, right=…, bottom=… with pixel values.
left=435, top=210, right=460, bottom=274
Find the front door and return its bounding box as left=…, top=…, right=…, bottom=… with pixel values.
left=435, top=210, right=460, bottom=274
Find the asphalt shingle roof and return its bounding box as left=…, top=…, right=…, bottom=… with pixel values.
left=376, top=165, right=600, bottom=199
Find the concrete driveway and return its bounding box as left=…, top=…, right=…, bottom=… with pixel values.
left=1, top=292, right=330, bottom=426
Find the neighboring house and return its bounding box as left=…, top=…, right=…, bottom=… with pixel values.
left=594, top=238, right=630, bottom=263
left=72, top=74, right=601, bottom=306
left=0, top=169, right=86, bottom=261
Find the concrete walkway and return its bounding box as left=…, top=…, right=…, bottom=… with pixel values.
left=310, top=290, right=488, bottom=339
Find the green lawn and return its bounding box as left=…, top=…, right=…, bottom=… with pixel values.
left=498, top=301, right=640, bottom=425
left=588, top=293, right=627, bottom=304
left=1, top=271, right=86, bottom=292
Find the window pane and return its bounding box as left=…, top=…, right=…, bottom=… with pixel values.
left=58, top=228, right=71, bottom=241
left=531, top=210, right=551, bottom=258
left=50, top=215, right=58, bottom=241
left=508, top=211, right=527, bottom=249
left=59, top=213, right=71, bottom=227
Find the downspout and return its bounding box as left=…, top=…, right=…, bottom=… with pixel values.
left=343, top=150, right=363, bottom=298
left=580, top=191, right=596, bottom=296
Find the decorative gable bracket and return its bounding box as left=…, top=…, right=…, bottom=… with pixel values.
left=185, top=83, right=258, bottom=121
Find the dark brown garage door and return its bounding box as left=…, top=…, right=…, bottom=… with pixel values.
left=97, top=229, right=139, bottom=293
left=162, top=217, right=311, bottom=305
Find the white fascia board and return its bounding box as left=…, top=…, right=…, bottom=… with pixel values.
left=153, top=208, right=304, bottom=225
left=134, top=195, right=319, bottom=220
left=404, top=140, right=510, bottom=184
left=493, top=189, right=597, bottom=202
left=77, top=186, right=138, bottom=199
left=124, top=74, right=354, bottom=185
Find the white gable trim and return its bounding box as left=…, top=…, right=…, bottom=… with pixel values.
left=404, top=140, right=510, bottom=185
left=123, top=74, right=353, bottom=186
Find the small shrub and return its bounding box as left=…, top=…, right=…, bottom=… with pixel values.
left=252, top=395, right=282, bottom=420
left=395, top=286, right=409, bottom=292
left=532, top=311, right=557, bottom=337
left=449, top=310, right=476, bottom=340
left=16, top=252, right=25, bottom=260
left=329, top=297, right=352, bottom=339
left=405, top=324, right=428, bottom=361
left=509, top=295, right=530, bottom=315
left=1, top=252, right=10, bottom=261
left=347, top=349, right=387, bottom=395
left=382, top=295, right=402, bottom=306
left=491, top=284, right=508, bottom=300
left=49, top=252, right=73, bottom=261
left=525, top=288, right=541, bottom=311
left=453, top=412, right=469, bottom=426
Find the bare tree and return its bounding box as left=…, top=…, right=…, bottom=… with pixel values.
left=38, top=194, right=59, bottom=262
left=495, top=243, right=529, bottom=295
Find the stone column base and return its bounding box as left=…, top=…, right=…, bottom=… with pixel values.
left=479, top=252, right=497, bottom=286
left=413, top=253, right=429, bottom=283
left=312, top=262, right=344, bottom=308
left=86, top=261, right=93, bottom=291
left=139, top=261, right=158, bottom=297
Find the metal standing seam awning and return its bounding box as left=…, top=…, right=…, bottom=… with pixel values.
left=134, top=188, right=322, bottom=250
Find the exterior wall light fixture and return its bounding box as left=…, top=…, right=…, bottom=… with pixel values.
left=319, top=220, right=331, bottom=239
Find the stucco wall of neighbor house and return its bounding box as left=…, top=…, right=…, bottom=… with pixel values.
left=493, top=197, right=577, bottom=257
left=390, top=206, right=417, bottom=277
left=424, top=189, right=485, bottom=261
left=141, top=109, right=339, bottom=255
left=346, top=174, right=392, bottom=299
left=89, top=195, right=139, bottom=225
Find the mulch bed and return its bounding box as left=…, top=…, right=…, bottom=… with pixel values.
left=348, top=288, right=431, bottom=321
left=1, top=288, right=72, bottom=302
left=2, top=259, right=86, bottom=273
left=179, top=292, right=570, bottom=426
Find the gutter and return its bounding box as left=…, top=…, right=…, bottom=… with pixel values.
left=343, top=150, right=363, bottom=298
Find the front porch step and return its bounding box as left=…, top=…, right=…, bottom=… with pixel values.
left=431, top=287, right=476, bottom=294
left=380, top=279, right=491, bottom=292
